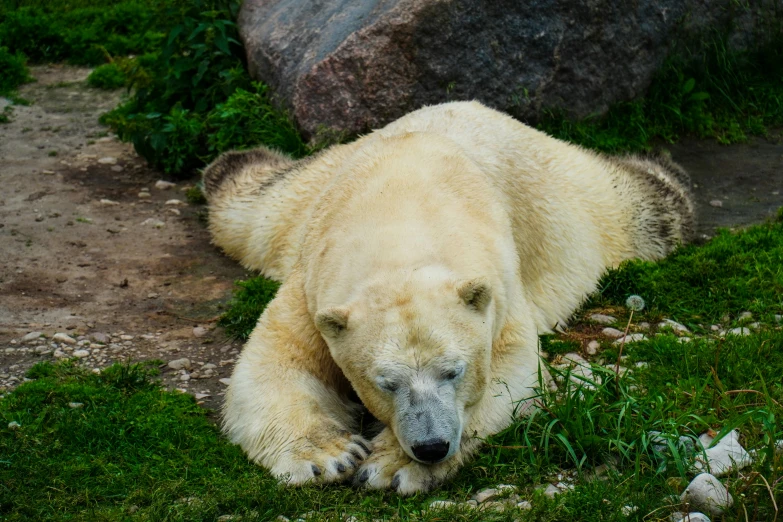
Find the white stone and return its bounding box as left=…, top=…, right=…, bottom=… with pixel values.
left=681, top=473, right=733, bottom=516
left=748, top=322, right=760, bottom=330
left=726, top=327, right=750, bottom=337
left=695, top=430, right=752, bottom=476
left=738, top=311, right=753, bottom=322
left=428, top=500, right=456, bottom=509
left=53, top=333, right=76, bottom=345
left=165, top=199, right=185, bottom=206
left=709, top=199, right=723, bottom=207
left=219, top=378, right=231, bottom=386
left=589, top=313, right=616, bottom=325
left=194, top=393, right=211, bottom=400
left=201, top=363, right=217, bottom=370
left=193, top=326, right=208, bottom=338
left=120, top=335, right=134, bottom=341
left=677, top=337, right=692, bottom=343
left=21, top=331, right=43, bottom=342
left=673, top=514, right=711, bottom=522
left=473, top=488, right=500, bottom=503
left=621, top=505, right=638, bottom=516
left=613, top=333, right=647, bottom=345
left=138, top=192, right=151, bottom=199
left=8, top=421, right=21, bottom=430
left=141, top=218, right=165, bottom=228
left=774, top=314, right=782, bottom=323
left=167, top=208, right=181, bottom=216
left=73, top=349, right=90, bottom=358
left=168, top=358, right=192, bottom=371
left=97, top=156, right=117, bottom=165
left=99, top=199, right=119, bottom=206
left=180, top=374, right=191, bottom=382
left=516, top=501, right=532, bottom=510
left=586, top=340, right=600, bottom=355
left=53, top=349, right=66, bottom=358
left=68, top=402, right=84, bottom=409
left=543, top=484, right=561, bottom=498
left=710, top=325, right=720, bottom=332
left=562, top=352, right=588, bottom=365
left=602, top=327, right=625, bottom=338
left=155, top=180, right=177, bottom=190
left=659, top=319, right=690, bottom=334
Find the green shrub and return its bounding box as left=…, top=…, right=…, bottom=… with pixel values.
left=0, top=3, right=165, bottom=65
left=206, top=83, right=308, bottom=158
left=87, top=62, right=126, bottom=89
left=101, top=0, right=307, bottom=177
left=0, top=44, right=31, bottom=96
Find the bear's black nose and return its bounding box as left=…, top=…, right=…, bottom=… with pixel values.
left=411, top=440, right=450, bottom=463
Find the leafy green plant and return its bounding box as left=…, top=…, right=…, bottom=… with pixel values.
left=100, top=0, right=307, bottom=176
left=87, top=62, right=127, bottom=89
left=0, top=3, right=165, bottom=65
left=206, top=83, right=308, bottom=158
left=0, top=44, right=31, bottom=96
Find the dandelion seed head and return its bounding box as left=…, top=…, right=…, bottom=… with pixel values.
left=625, top=294, right=645, bottom=312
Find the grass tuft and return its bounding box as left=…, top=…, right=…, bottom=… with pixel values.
left=218, top=277, right=281, bottom=340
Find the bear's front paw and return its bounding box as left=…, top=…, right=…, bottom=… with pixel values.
left=355, top=428, right=451, bottom=495
left=270, top=428, right=372, bottom=486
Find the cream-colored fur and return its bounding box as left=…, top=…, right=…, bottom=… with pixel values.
left=204, top=101, right=693, bottom=493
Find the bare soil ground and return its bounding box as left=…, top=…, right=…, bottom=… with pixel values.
left=1, top=65, right=782, bottom=407
left=0, top=65, right=247, bottom=408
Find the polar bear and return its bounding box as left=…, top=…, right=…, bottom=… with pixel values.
left=203, top=101, right=694, bottom=494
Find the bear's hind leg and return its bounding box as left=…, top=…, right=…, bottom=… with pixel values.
left=223, top=273, right=371, bottom=484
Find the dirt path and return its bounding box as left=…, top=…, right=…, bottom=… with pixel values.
left=1, top=65, right=782, bottom=404
left=0, top=66, right=247, bottom=406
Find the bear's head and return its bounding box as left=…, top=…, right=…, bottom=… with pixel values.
left=314, top=266, right=495, bottom=464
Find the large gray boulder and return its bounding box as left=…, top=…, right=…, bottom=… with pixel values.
left=239, top=0, right=768, bottom=139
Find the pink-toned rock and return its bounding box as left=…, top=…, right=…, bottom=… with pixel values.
left=239, top=0, right=767, bottom=139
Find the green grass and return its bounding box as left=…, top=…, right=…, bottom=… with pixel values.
left=3, top=328, right=782, bottom=520
left=219, top=276, right=281, bottom=341
left=595, top=219, right=783, bottom=325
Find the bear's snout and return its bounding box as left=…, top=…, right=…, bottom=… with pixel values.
left=411, top=440, right=450, bottom=463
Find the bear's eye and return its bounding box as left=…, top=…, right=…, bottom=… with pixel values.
left=443, top=365, right=465, bottom=381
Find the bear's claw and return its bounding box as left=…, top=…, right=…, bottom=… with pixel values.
left=273, top=433, right=372, bottom=485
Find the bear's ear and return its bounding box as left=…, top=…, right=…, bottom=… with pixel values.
left=314, top=307, right=350, bottom=338
left=456, top=278, right=492, bottom=312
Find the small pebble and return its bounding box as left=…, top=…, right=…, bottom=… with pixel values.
left=585, top=340, right=600, bottom=355
left=165, top=199, right=185, bottom=206
left=428, top=500, right=456, bottom=509
left=738, top=311, right=753, bottom=322
left=168, top=358, right=191, bottom=371
left=8, top=421, right=21, bottom=430
left=709, top=199, right=723, bottom=207
left=681, top=473, right=732, bottom=516
left=97, top=157, right=117, bottom=165
left=613, top=333, right=647, bottom=345
left=589, top=313, right=616, bottom=325
left=219, top=378, right=231, bottom=386
left=726, top=327, right=750, bottom=336
left=53, top=332, right=76, bottom=345
left=73, top=349, right=90, bottom=358
left=155, top=180, right=177, bottom=190
left=601, top=327, right=625, bottom=338
left=21, top=331, right=43, bottom=342
left=68, top=402, right=84, bottom=409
